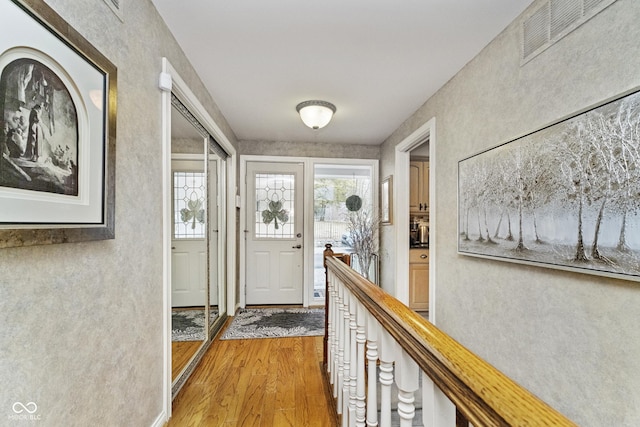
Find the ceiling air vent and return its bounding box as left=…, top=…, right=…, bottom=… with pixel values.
left=522, top=0, right=618, bottom=64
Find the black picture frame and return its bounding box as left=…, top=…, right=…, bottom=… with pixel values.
left=381, top=175, right=392, bottom=225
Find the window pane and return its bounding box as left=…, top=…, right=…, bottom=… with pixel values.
left=255, top=173, right=294, bottom=238
left=174, top=171, right=206, bottom=239
left=313, top=164, right=374, bottom=293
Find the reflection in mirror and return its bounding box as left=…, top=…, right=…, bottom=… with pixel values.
left=168, top=93, right=228, bottom=398
left=170, top=102, right=212, bottom=382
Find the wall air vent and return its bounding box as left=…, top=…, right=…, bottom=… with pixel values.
left=584, top=0, right=606, bottom=12
left=523, top=3, right=550, bottom=58
left=522, top=0, right=618, bottom=64
left=550, top=0, right=582, bottom=38
left=103, top=0, right=123, bottom=21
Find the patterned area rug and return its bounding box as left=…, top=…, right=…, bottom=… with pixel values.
left=172, top=309, right=218, bottom=342
left=220, top=307, right=325, bottom=340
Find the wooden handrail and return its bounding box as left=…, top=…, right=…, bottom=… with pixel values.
left=325, top=256, right=576, bottom=427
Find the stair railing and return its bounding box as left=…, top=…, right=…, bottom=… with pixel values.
left=323, top=246, right=576, bottom=427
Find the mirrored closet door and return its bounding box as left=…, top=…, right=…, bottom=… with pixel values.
left=169, top=96, right=227, bottom=392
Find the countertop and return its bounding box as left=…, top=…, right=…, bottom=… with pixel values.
left=410, top=243, right=429, bottom=249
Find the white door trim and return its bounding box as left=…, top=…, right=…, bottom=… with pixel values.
left=240, top=155, right=378, bottom=308
left=159, top=57, right=237, bottom=422
left=240, top=156, right=307, bottom=308
left=394, top=116, right=451, bottom=427
left=394, top=117, right=436, bottom=324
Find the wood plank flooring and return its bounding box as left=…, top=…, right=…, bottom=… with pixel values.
left=167, top=332, right=337, bottom=426
left=172, top=340, right=204, bottom=381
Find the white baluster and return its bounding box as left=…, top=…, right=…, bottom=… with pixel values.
left=426, top=379, right=456, bottom=427
left=336, top=281, right=345, bottom=413
left=422, top=371, right=434, bottom=427
left=348, top=296, right=358, bottom=427
left=330, top=274, right=339, bottom=391
left=396, top=349, right=419, bottom=427
left=342, top=291, right=351, bottom=427
left=355, top=302, right=367, bottom=427
left=327, top=272, right=334, bottom=378
left=379, top=329, right=397, bottom=427
left=366, top=313, right=379, bottom=427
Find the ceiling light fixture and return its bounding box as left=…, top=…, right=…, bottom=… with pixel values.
left=296, top=100, right=336, bottom=130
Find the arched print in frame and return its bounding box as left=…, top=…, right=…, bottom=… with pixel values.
left=0, top=0, right=117, bottom=248
left=0, top=49, right=80, bottom=196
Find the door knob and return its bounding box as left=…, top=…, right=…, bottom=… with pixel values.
left=420, top=254, right=428, bottom=259
left=292, top=244, right=302, bottom=249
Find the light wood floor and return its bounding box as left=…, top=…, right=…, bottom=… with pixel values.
left=172, top=340, right=203, bottom=381
left=167, top=332, right=337, bottom=426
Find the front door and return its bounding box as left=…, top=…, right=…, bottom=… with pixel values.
left=246, top=161, right=304, bottom=305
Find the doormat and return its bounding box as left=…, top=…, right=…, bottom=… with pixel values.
left=172, top=309, right=218, bottom=342
left=220, top=307, right=325, bottom=340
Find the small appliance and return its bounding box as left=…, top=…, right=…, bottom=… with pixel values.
left=417, top=222, right=429, bottom=245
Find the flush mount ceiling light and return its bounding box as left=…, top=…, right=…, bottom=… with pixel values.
left=296, top=100, right=336, bottom=130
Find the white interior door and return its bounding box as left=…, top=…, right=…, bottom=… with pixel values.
left=172, top=159, right=207, bottom=307
left=246, top=161, right=304, bottom=305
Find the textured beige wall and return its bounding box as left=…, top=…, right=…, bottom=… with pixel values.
left=378, top=141, right=396, bottom=294
left=0, top=0, right=237, bottom=425
left=172, top=137, right=205, bottom=154
left=380, top=0, right=640, bottom=425
left=239, top=139, right=380, bottom=159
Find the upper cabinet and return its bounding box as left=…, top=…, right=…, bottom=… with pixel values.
left=409, top=160, right=429, bottom=214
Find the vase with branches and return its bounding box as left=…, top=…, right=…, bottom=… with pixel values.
left=345, top=196, right=379, bottom=281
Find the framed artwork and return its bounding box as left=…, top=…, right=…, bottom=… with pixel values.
left=381, top=175, right=392, bottom=225
left=458, top=87, right=640, bottom=282
left=0, top=0, right=117, bottom=248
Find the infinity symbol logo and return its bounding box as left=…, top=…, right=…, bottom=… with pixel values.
left=12, top=402, right=38, bottom=414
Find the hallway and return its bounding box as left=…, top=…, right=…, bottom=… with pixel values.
left=168, top=333, right=336, bottom=426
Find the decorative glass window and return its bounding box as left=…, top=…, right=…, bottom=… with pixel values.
left=255, top=173, right=294, bottom=238
left=174, top=171, right=206, bottom=239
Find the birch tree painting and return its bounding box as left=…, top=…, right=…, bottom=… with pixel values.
left=458, top=89, right=640, bottom=281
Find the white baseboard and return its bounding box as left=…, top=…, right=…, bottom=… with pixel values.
left=150, top=410, right=168, bottom=427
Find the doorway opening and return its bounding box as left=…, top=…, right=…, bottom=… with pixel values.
left=394, top=117, right=435, bottom=322
left=313, top=163, right=375, bottom=300
left=239, top=156, right=377, bottom=308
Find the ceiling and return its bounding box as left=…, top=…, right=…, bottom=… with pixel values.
left=151, top=0, right=533, bottom=146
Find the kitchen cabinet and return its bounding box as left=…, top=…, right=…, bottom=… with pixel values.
left=409, top=249, right=429, bottom=310
left=410, top=160, right=429, bottom=214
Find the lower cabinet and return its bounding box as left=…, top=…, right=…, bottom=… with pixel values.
left=409, top=249, right=429, bottom=311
